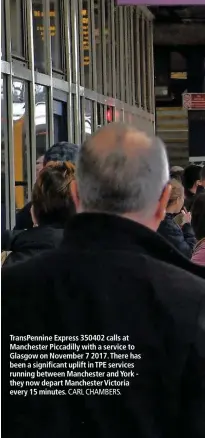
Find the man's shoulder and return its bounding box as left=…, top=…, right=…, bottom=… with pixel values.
left=16, top=201, right=32, bottom=216
left=2, top=244, right=205, bottom=302
left=145, top=255, right=205, bottom=304
left=2, top=249, right=58, bottom=282
left=159, top=216, right=179, bottom=235
left=14, top=202, right=33, bottom=230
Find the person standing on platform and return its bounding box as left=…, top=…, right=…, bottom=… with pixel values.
left=1, top=162, right=76, bottom=267
left=192, top=192, right=205, bottom=266
left=158, top=178, right=196, bottom=258
left=183, top=164, right=202, bottom=211
left=14, top=142, right=78, bottom=230
left=2, top=123, right=205, bottom=438
left=170, top=165, right=184, bottom=183
left=200, top=165, right=205, bottom=190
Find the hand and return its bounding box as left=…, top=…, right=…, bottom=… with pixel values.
left=181, top=209, right=191, bottom=226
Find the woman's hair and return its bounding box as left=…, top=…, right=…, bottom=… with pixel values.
left=170, top=166, right=184, bottom=183
left=192, top=192, right=205, bottom=241
left=167, top=178, right=184, bottom=208
left=31, top=161, right=75, bottom=226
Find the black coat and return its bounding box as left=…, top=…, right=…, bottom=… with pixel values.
left=14, top=201, right=33, bottom=230
left=1, top=224, right=64, bottom=266
left=158, top=213, right=196, bottom=258
left=2, top=213, right=205, bottom=438
left=184, top=191, right=196, bottom=212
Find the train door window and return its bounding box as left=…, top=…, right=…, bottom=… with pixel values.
left=53, top=100, right=68, bottom=144
left=1, top=76, right=9, bottom=231
left=10, top=0, right=26, bottom=59
left=12, top=78, right=30, bottom=215
left=35, top=84, right=48, bottom=178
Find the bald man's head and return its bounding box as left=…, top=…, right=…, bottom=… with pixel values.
left=76, top=123, right=169, bottom=222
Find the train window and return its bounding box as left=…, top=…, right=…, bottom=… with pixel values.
left=12, top=78, right=30, bottom=214
left=1, top=0, right=5, bottom=60
left=105, top=0, right=112, bottom=96
left=70, top=1, right=80, bottom=85
left=1, top=76, right=9, bottom=231
left=85, top=99, right=93, bottom=137
left=114, top=6, right=120, bottom=100
left=132, top=9, right=140, bottom=106
left=139, top=15, right=146, bottom=110
left=51, top=0, right=64, bottom=71
left=81, top=1, right=93, bottom=90
left=33, top=0, right=64, bottom=72
left=144, top=20, right=149, bottom=111
left=32, top=1, right=45, bottom=72
left=94, top=0, right=103, bottom=93
left=10, top=0, right=26, bottom=58
left=35, top=85, right=48, bottom=179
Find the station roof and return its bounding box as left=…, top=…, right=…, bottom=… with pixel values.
left=149, top=6, right=205, bottom=23
left=150, top=6, right=205, bottom=45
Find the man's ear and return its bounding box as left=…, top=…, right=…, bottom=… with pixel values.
left=70, top=180, right=81, bottom=211
left=155, top=183, right=172, bottom=223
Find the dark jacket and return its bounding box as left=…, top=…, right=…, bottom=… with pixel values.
left=2, top=213, right=205, bottom=438
left=158, top=213, right=196, bottom=259
left=184, top=191, right=196, bottom=212
left=14, top=201, right=33, bottom=230
left=1, top=224, right=64, bottom=267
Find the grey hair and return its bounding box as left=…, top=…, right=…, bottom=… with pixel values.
left=76, top=125, right=169, bottom=216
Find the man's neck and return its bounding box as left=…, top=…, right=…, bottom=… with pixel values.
left=78, top=208, right=158, bottom=232
left=121, top=212, right=157, bottom=232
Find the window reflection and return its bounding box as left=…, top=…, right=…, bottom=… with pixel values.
left=35, top=85, right=48, bottom=177
left=97, top=102, right=104, bottom=128
left=82, top=1, right=92, bottom=89
left=144, top=20, right=150, bottom=112
left=94, top=0, right=102, bottom=93
left=51, top=0, right=63, bottom=71
left=10, top=0, right=25, bottom=57
left=85, top=99, right=92, bottom=137
left=1, top=76, right=8, bottom=231
left=32, top=1, right=45, bottom=72
left=133, top=10, right=140, bottom=106
left=32, top=0, right=63, bottom=72
left=105, top=1, right=112, bottom=96
left=1, top=0, right=5, bottom=59
left=139, top=16, right=145, bottom=109
left=70, top=3, right=80, bottom=84
left=114, top=6, right=120, bottom=100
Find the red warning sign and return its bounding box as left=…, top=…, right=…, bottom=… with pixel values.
left=183, top=93, right=205, bottom=110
